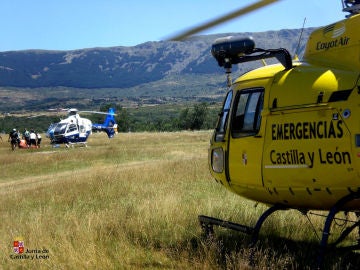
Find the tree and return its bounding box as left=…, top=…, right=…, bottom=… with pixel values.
left=190, top=102, right=208, bottom=130
left=116, top=107, right=130, bottom=132
left=178, top=102, right=209, bottom=130
left=178, top=107, right=191, bottom=130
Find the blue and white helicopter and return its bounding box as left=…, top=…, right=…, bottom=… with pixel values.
left=46, top=108, right=117, bottom=146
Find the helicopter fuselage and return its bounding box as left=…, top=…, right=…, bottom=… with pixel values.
left=47, top=114, right=92, bottom=144
left=46, top=108, right=117, bottom=145
left=208, top=14, right=360, bottom=211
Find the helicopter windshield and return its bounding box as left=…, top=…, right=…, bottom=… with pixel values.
left=53, top=123, right=67, bottom=135
left=215, top=90, right=233, bottom=142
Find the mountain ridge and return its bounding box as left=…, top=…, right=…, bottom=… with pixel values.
left=0, top=28, right=316, bottom=111
left=0, top=28, right=314, bottom=89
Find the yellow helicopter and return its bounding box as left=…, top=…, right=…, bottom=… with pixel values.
left=171, top=0, right=360, bottom=266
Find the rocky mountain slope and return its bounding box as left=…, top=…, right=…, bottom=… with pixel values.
left=0, top=28, right=314, bottom=89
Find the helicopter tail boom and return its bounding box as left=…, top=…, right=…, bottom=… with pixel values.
left=92, top=108, right=118, bottom=138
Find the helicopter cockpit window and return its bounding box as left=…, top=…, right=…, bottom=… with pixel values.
left=54, top=123, right=67, bottom=135
left=215, top=90, right=233, bottom=142
left=231, top=88, right=264, bottom=138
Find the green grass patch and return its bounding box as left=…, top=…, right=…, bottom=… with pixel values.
left=0, top=131, right=359, bottom=269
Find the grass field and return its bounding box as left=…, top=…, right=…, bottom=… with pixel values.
left=0, top=131, right=359, bottom=269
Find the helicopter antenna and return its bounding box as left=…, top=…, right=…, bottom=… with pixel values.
left=294, top=17, right=306, bottom=59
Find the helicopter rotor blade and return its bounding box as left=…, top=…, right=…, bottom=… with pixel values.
left=27, top=114, right=47, bottom=118
left=79, top=110, right=117, bottom=116
left=168, top=0, right=281, bottom=41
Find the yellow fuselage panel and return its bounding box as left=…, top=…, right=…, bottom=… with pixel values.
left=209, top=60, right=360, bottom=210
left=270, top=64, right=358, bottom=108
left=263, top=107, right=357, bottom=209
left=304, top=14, right=360, bottom=71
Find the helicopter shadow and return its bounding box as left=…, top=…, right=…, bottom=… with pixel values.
left=191, top=230, right=360, bottom=270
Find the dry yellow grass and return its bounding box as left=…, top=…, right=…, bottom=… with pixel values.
left=0, top=131, right=358, bottom=269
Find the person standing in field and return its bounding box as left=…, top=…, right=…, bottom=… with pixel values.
left=23, top=128, right=30, bottom=145
left=8, top=128, right=19, bottom=150
left=29, top=130, right=37, bottom=148
left=36, top=132, right=42, bottom=147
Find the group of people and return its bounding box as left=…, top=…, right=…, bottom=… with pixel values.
left=8, top=128, right=42, bottom=150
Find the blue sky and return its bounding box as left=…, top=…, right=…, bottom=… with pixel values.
left=1, top=0, right=346, bottom=51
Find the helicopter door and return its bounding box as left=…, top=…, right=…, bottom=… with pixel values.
left=66, top=123, right=78, bottom=138
left=78, top=125, right=87, bottom=137
left=227, top=88, right=265, bottom=196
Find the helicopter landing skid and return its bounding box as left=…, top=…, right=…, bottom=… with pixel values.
left=199, top=195, right=360, bottom=268
left=199, top=204, right=287, bottom=266
left=317, top=191, right=360, bottom=268
left=199, top=204, right=287, bottom=246
left=65, top=142, right=88, bottom=148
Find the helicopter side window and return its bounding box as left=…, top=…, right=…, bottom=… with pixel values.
left=231, top=88, right=264, bottom=138
left=67, top=124, right=78, bottom=133
left=79, top=125, right=86, bottom=133
left=215, top=90, right=233, bottom=142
